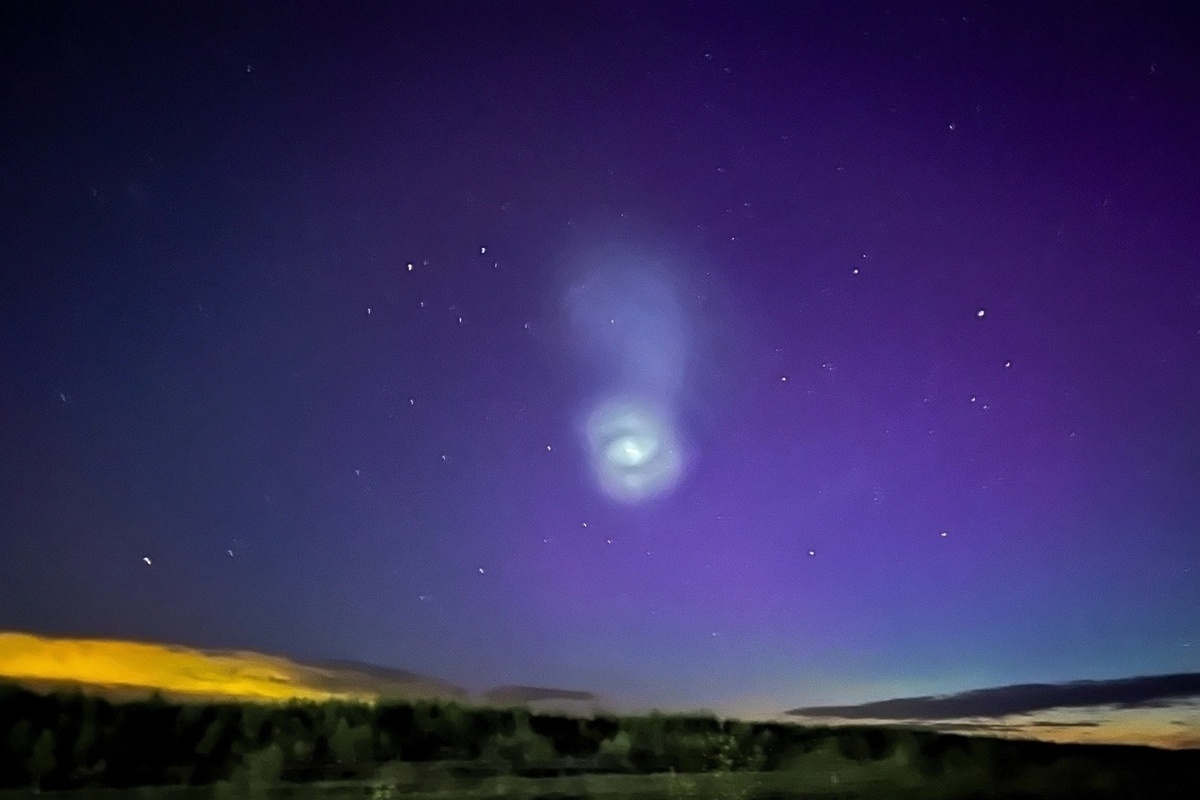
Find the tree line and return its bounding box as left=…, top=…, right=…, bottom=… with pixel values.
left=1, top=680, right=1196, bottom=794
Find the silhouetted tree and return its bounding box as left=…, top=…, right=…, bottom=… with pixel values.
left=215, top=742, right=284, bottom=800
left=328, top=716, right=373, bottom=775
left=596, top=730, right=633, bottom=771
left=480, top=717, right=557, bottom=774
left=6, top=718, right=33, bottom=785
left=837, top=728, right=881, bottom=762
left=69, top=699, right=103, bottom=784
left=624, top=714, right=669, bottom=772
left=376, top=729, right=397, bottom=762
left=577, top=714, right=621, bottom=757
left=239, top=704, right=272, bottom=750
left=195, top=713, right=226, bottom=760
left=28, top=728, right=56, bottom=792
left=915, top=733, right=974, bottom=780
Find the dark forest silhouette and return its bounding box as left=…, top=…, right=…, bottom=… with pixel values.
left=0, top=680, right=1196, bottom=798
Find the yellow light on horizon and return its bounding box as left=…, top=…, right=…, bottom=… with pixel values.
left=0, top=631, right=367, bottom=704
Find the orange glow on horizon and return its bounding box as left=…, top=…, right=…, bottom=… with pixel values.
left=0, top=631, right=371, bottom=704
left=790, top=708, right=1200, bottom=751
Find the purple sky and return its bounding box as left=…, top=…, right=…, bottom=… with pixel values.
left=1, top=1, right=1198, bottom=722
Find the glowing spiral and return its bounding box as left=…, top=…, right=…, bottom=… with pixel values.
left=564, top=255, right=694, bottom=504
left=584, top=397, right=683, bottom=504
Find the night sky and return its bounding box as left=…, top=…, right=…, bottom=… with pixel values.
left=2, top=1, right=1199, bottom=728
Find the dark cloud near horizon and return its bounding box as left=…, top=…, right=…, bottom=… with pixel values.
left=785, top=673, right=1200, bottom=721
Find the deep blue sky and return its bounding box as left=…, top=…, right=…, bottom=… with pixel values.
left=2, top=1, right=1198, bottom=721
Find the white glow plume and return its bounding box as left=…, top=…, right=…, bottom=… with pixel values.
left=565, top=256, right=693, bottom=504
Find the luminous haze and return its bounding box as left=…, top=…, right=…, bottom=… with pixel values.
left=568, top=254, right=694, bottom=504
left=1, top=1, right=1198, bottom=748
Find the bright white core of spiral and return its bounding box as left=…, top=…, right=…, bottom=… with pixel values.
left=584, top=398, right=682, bottom=504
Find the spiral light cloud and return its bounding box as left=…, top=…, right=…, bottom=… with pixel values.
left=565, top=256, right=693, bottom=504
left=583, top=396, right=683, bottom=504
